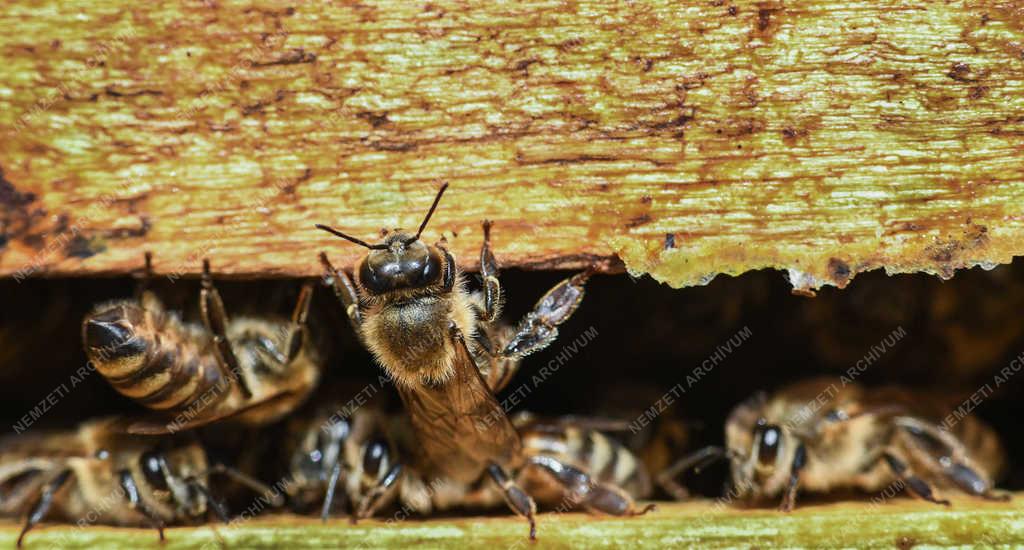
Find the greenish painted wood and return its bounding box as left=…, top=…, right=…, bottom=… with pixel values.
left=2, top=498, right=1022, bottom=549
left=3, top=1, right=1024, bottom=291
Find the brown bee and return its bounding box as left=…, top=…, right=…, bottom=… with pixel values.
left=82, top=257, right=319, bottom=434
left=316, top=183, right=592, bottom=538
left=284, top=404, right=403, bottom=521
left=660, top=377, right=1008, bottom=510
left=0, top=417, right=277, bottom=548
left=284, top=407, right=654, bottom=522
left=510, top=413, right=656, bottom=516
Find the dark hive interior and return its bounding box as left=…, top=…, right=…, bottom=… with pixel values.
left=2, top=261, right=1023, bottom=501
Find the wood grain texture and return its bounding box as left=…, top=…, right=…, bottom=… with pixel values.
left=1, top=498, right=1022, bottom=549
left=1, top=1, right=1023, bottom=289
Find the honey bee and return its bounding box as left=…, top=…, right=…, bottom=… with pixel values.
left=317, top=183, right=592, bottom=538
left=0, top=417, right=277, bottom=547
left=659, top=377, right=1008, bottom=510
left=82, top=256, right=320, bottom=434
left=284, top=406, right=654, bottom=522
left=510, top=413, right=656, bottom=516
left=284, top=404, right=403, bottom=520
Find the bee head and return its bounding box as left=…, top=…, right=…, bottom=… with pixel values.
left=724, top=417, right=796, bottom=500
left=133, top=442, right=209, bottom=518
left=285, top=413, right=350, bottom=510
left=724, top=392, right=798, bottom=500
left=294, top=414, right=349, bottom=483
left=351, top=435, right=401, bottom=517
left=357, top=234, right=445, bottom=295
left=317, top=183, right=450, bottom=297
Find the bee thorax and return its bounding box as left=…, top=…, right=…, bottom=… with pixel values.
left=364, top=298, right=469, bottom=385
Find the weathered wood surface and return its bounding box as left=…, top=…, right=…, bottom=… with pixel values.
left=1, top=1, right=1023, bottom=289
left=1, top=498, right=1022, bottom=549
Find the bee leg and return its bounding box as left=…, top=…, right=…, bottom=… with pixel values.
left=526, top=456, right=654, bottom=516
left=583, top=485, right=656, bottom=517
left=471, top=329, right=519, bottom=393
left=778, top=443, right=806, bottom=512
left=945, top=462, right=1011, bottom=501
left=498, top=268, right=593, bottom=358
left=319, top=252, right=364, bottom=334
left=655, top=446, right=728, bottom=500
left=585, top=486, right=657, bottom=516
left=206, top=463, right=285, bottom=507
left=882, top=453, right=950, bottom=506
left=136, top=253, right=163, bottom=313
left=895, top=419, right=1010, bottom=502
left=284, top=282, right=315, bottom=363
left=184, top=477, right=231, bottom=523
left=486, top=463, right=537, bottom=541
left=118, top=470, right=167, bottom=540
left=133, top=251, right=154, bottom=301
left=200, top=259, right=252, bottom=399
left=656, top=473, right=690, bottom=501
left=16, top=469, right=72, bottom=549
left=478, top=219, right=504, bottom=322
left=353, top=464, right=403, bottom=521
left=322, top=461, right=344, bottom=522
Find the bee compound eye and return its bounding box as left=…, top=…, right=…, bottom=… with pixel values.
left=362, top=439, right=388, bottom=477
left=139, top=450, right=170, bottom=491
left=358, top=259, right=389, bottom=294
left=756, top=425, right=782, bottom=467
left=413, top=250, right=442, bottom=287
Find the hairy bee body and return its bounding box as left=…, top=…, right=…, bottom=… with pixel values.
left=83, top=272, right=319, bottom=433
left=285, top=407, right=653, bottom=520
left=0, top=418, right=211, bottom=533
left=284, top=404, right=403, bottom=518
left=221, top=318, right=320, bottom=425
left=513, top=416, right=652, bottom=506
left=360, top=279, right=478, bottom=388
left=86, top=296, right=227, bottom=413
left=318, top=184, right=594, bottom=537
left=360, top=274, right=520, bottom=392
left=710, top=377, right=1007, bottom=509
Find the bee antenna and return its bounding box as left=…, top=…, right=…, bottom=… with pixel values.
left=405, top=182, right=449, bottom=245
left=315, top=224, right=388, bottom=250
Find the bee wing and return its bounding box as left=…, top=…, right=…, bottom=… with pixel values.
left=124, top=390, right=299, bottom=435
left=894, top=416, right=967, bottom=461
left=396, top=325, right=521, bottom=483
left=0, top=460, right=56, bottom=515
left=848, top=385, right=971, bottom=421
left=0, top=426, right=98, bottom=461
left=0, top=430, right=80, bottom=515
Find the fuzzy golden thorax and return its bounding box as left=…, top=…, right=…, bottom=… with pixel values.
left=360, top=271, right=476, bottom=389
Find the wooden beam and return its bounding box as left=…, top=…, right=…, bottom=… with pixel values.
left=1, top=497, right=1021, bottom=548
left=2, top=2, right=1023, bottom=290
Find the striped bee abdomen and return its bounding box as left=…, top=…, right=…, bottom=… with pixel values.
left=83, top=301, right=227, bottom=412
left=520, top=424, right=652, bottom=499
